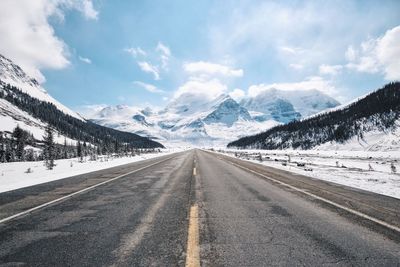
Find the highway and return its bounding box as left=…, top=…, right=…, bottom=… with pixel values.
left=0, top=149, right=399, bottom=266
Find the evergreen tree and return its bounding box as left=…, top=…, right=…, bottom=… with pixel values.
left=25, top=148, right=35, bottom=161
left=12, top=125, right=27, bottom=161
left=63, top=138, right=68, bottom=159
left=77, top=141, right=83, bottom=162
left=5, top=139, right=14, bottom=162
left=0, top=133, right=5, bottom=163
left=114, top=139, right=119, bottom=154
left=83, top=142, right=87, bottom=156
left=43, top=125, right=55, bottom=170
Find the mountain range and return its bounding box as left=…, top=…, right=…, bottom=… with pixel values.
left=89, top=86, right=340, bottom=146
left=0, top=54, right=162, bottom=151
left=1, top=53, right=397, bottom=152
left=228, top=82, right=400, bottom=151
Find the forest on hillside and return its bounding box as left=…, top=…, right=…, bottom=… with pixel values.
left=228, top=82, right=400, bottom=150
left=0, top=83, right=163, bottom=163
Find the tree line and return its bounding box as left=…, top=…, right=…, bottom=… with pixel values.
left=0, top=124, right=160, bottom=166
left=0, top=82, right=163, bottom=163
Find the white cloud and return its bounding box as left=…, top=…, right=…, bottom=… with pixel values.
left=78, top=56, right=91, bottom=64
left=229, top=88, right=245, bottom=101
left=174, top=78, right=228, bottom=100
left=174, top=61, right=242, bottom=104
left=345, top=25, right=400, bottom=80
left=183, top=61, right=243, bottom=77
left=76, top=104, right=107, bottom=118
left=80, top=0, right=98, bottom=19
left=345, top=38, right=380, bottom=74
left=319, top=64, right=343, bottom=76
left=248, top=76, right=337, bottom=97
left=345, top=45, right=357, bottom=61
left=209, top=1, right=400, bottom=80
left=133, top=81, right=164, bottom=93
left=0, top=0, right=98, bottom=83
left=346, top=56, right=379, bottom=74
left=126, top=42, right=171, bottom=76
left=156, top=42, right=171, bottom=57
left=376, top=25, right=400, bottom=80
left=156, top=42, right=171, bottom=70
left=137, top=61, right=160, bottom=80
left=280, top=46, right=304, bottom=55
left=289, top=63, right=304, bottom=70
left=124, top=47, right=146, bottom=57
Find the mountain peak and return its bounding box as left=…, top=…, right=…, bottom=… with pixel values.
left=241, top=88, right=340, bottom=122
left=0, top=54, right=41, bottom=89
left=0, top=54, right=83, bottom=120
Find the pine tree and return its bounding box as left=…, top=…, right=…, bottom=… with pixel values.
left=77, top=141, right=83, bottom=162
left=83, top=142, right=87, bottom=157
left=62, top=138, right=69, bottom=159
left=43, top=125, right=55, bottom=170
left=114, top=139, right=119, bottom=154
left=5, top=139, right=14, bottom=162
left=13, top=125, right=26, bottom=161
left=25, top=148, right=35, bottom=161
left=0, top=133, right=5, bottom=163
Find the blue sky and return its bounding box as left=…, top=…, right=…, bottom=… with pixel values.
left=1, top=0, right=400, bottom=112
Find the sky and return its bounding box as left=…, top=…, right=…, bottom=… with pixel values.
left=0, top=0, right=399, bottom=114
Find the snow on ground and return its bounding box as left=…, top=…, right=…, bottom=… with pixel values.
left=212, top=148, right=400, bottom=199
left=0, top=148, right=184, bottom=193
left=0, top=98, right=80, bottom=146
left=315, top=126, right=400, bottom=152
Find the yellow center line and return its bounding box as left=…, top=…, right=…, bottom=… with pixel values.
left=186, top=204, right=200, bottom=267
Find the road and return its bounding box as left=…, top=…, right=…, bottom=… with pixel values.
left=0, top=149, right=399, bottom=266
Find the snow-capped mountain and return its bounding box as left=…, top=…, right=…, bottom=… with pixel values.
left=0, top=54, right=162, bottom=149
left=89, top=88, right=340, bottom=146
left=240, top=88, right=340, bottom=123
left=229, top=82, right=400, bottom=151
left=0, top=54, right=83, bottom=121
left=0, top=54, right=82, bottom=142
left=90, top=94, right=278, bottom=146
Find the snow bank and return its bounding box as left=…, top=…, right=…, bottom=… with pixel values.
left=0, top=148, right=184, bottom=193
left=213, top=148, right=400, bottom=200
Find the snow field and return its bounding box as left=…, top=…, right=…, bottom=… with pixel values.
left=0, top=148, right=184, bottom=193
left=213, top=148, right=400, bottom=199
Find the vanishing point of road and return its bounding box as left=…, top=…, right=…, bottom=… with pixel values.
left=0, top=149, right=399, bottom=266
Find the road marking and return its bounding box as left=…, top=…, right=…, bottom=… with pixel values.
left=0, top=156, right=175, bottom=225
left=186, top=204, right=200, bottom=267
left=193, top=167, right=197, bottom=176
left=215, top=154, right=400, bottom=234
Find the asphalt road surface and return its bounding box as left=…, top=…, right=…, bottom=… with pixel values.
left=0, top=149, right=399, bottom=266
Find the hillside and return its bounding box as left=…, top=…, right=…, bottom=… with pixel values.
left=0, top=54, right=163, bottom=162
left=0, top=82, right=163, bottom=149
left=0, top=54, right=83, bottom=120
left=228, top=82, right=400, bottom=151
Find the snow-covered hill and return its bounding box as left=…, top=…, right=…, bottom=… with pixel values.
left=0, top=54, right=83, bottom=121
left=0, top=54, right=162, bottom=150
left=89, top=89, right=340, bottom=146
left=229, top=82, right=400, bottom=152
left=0, top=54, right=83, bottom=144
left=240, top=88, right=340, bottom=123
